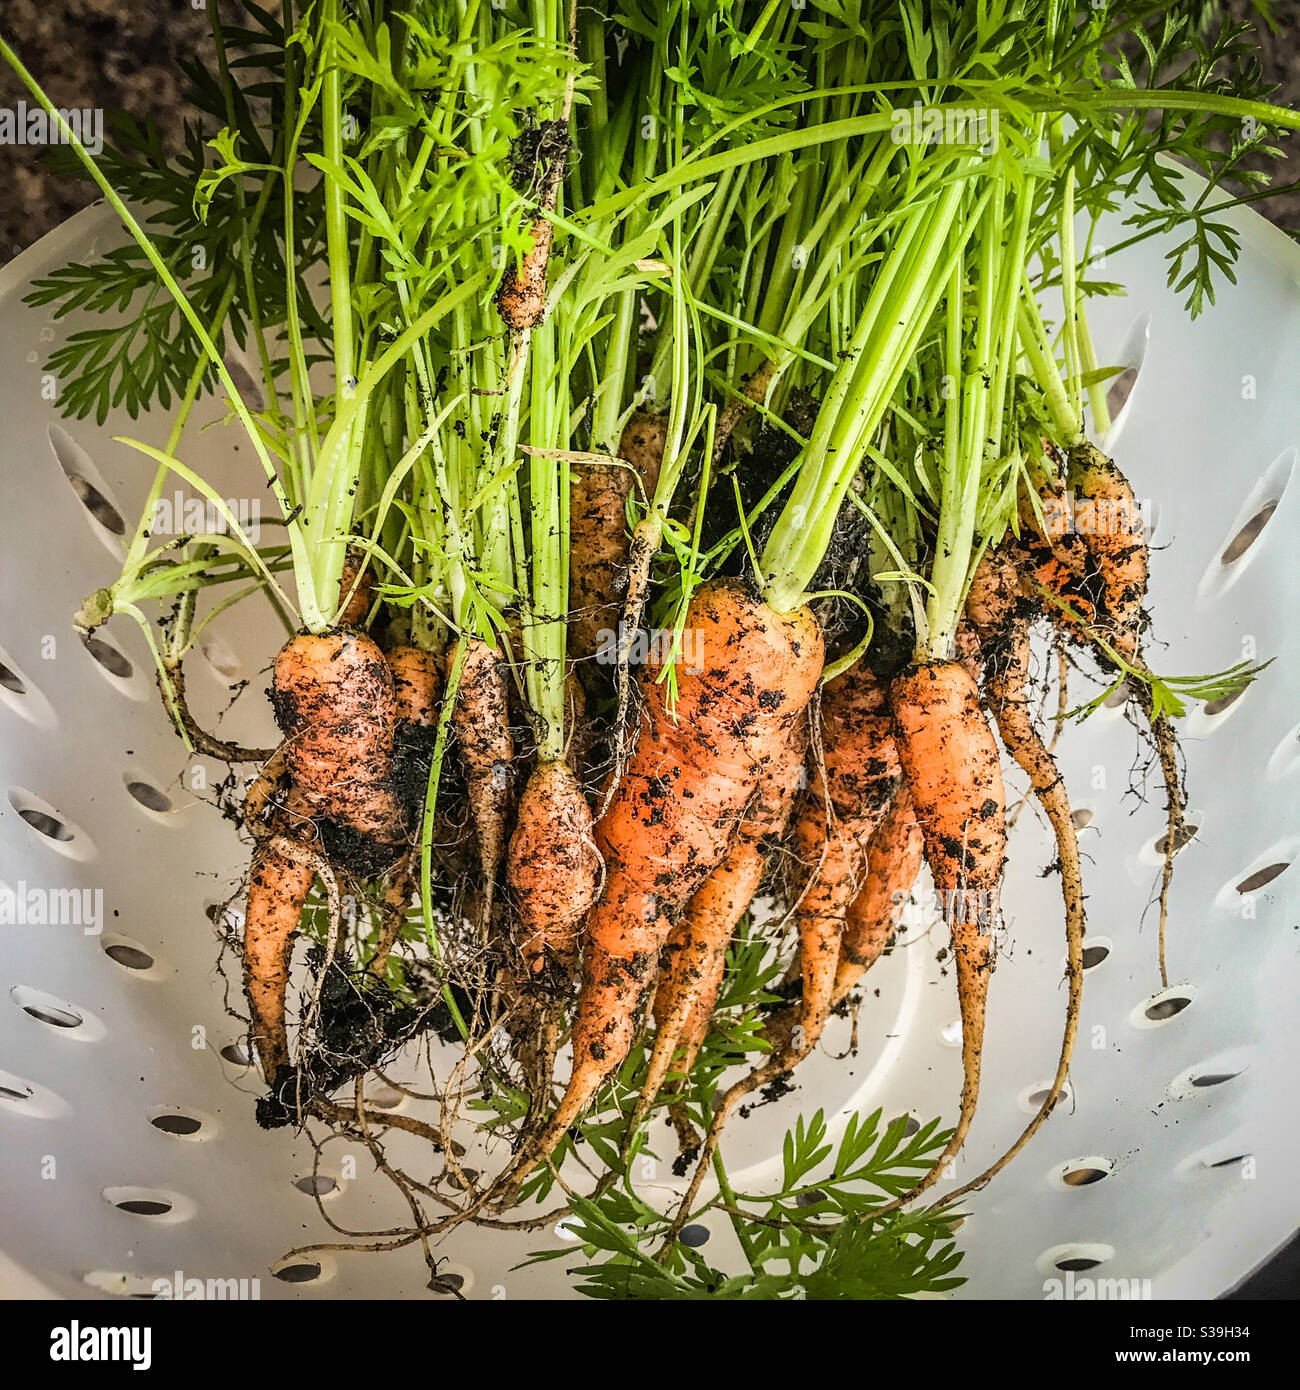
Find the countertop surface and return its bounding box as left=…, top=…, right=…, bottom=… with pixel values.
left=1, top=0, right=1298, bottom=265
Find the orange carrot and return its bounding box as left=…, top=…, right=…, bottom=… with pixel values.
left=447, top=636, right=514, bottom=916
left=497, top=217, right=554, bottom=331
left=784, top=666, right=901, bottom=1063
left=241, top=779, right=320, bottom=1083
left=387, top=644, right=443, bottom=727
left=1067, top=443, right=1147, bottom=663
left=243, top=837, right=314, bottom=1082
left=507, top=758, right=601, bottom=971
left=632, top=719, right=807, bottom=1133
left=948, top=545, right=1085, bottom=1197
left=245, top=629, right=405, bottom=1084
left=501, top=580, right=824, bottom=1190
left=272, top=629, right=403, bottom=843
left=568, top=412, right=666, bottom=676
left=833, top=783, right=923, bottom=1003
left=338, top=546, right=374, bottom=627
left=882, top=659, right=1006, bottom=1205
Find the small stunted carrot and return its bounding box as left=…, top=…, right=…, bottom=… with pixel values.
left=1023, top=454, right=1183, bottom=985
left=833, top=783, right=923, bottom=1003
left=338, top=546, right=375, bottom=627
left=879, top=659, right=1006, bottom=1207
left=447, top=635, right=514, bottom=919
left=499, top=580, right=824, bottom=1193
left=1067, top=443, right=1147, bottom=662
left=952, top=544, right=1085, bottom=1195
left=386, top=644, right=443, bottom=727
left=507, top=758, right=601, bottom=971
left=365, top=644, right=442, bottom=975
left=242, top=785, right=316, bottom=1082
left=245, top=630, right=405, bottom=1084
left=271, top=629, right=403, bottom=844
left=784, top=666, right=901, bottom=1063
left=243, top=842, right=314, bottom=1082
left=568, top=412, right=666, bottom=675
left=497, top=217, right=554, bottom=331
left=629, top=718, right=807, bottom=1141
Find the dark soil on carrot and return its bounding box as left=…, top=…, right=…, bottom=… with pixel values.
left=701, top=395, right=912, bottom=673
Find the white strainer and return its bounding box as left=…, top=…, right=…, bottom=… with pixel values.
left=1, top=196, right=1297, bottom=1302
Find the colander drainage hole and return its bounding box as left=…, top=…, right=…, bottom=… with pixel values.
left=198, top=632, right=245, bottom=684
left=428, top=1271, right=466, bottom=1297
left=1021, top=1080, right=1074, bottom=1114
left=1039, top=1242, right=1117, bottom=1276
left=1070, top=807, right=1094, bottom=829
left=7, top=788, right=94, bottom=860
left=24, top=1003, right=81, bottom=1029
left=1220, top=501, right=1277, bottom=565
left=1103, top=681, right=1132, bottom=709
left=294, top=1175, right=337, bottom=1196
left=1203, top=687, right=1246, bottom=717
left=1081, top=942, right=1110, bottom=970
left=1236, top=862, right=1290, bottom=893
left=151, top=1113, right=202, bottom=1137
left=678, top=1224, right=711, bottom=1248
left=1153, top=822, right=1199, bottom=856
left=80, top=631, right=133, bottom=681
left=1190, top=1071, right=1240, bottom=1089
left=1059, top=1159, right=1113, bottom=1188
left=15, top=806, right=72, bottom=842
left=49, top=425, right=127, bottom=539
left=274, top=1262, right=322, bottom=1284
left=116, top=1197, right=172, bottom=1217
left=890, top=1114, right=921, bottom=1138
left=1206, top=1153, right=1252, bottom=1169
left=0, top=662, right=24, bottom=694
left=12, top=985, right=95, bottom=1035
left=69, top=476, right=126, bottom=534
left=103, top=940, right=155, bottom=971
left=1106, top=366, right=1138, bottom=421
left=220, top=1042, right=253, bottom=1068
left=1146, top=995, right=1191, bottom=1022
left=124, top=778, right=173, bottom=814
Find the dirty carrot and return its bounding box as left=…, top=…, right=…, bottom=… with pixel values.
left=567, top=412, right=667, bottom=678
left=878, top=658, right=1006, bottom=1208
left=499, top=579, right=823, bottom=1195
left=628, top=717, right=807, bottom=1146
left=507, top=757, right=601, bottom=971
left=447, top=635, right=514, bottom=920
left=833, top=782, right=923, bottom=1003
left=955, top=544, right=1085, bottom=1195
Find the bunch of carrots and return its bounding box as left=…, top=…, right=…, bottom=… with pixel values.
left=7, top=0, right=1294, bottom=1272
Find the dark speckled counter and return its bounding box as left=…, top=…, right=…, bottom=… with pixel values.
left=1, top=0, right=1296, bottom=267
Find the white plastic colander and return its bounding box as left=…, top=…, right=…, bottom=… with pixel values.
left=1, top=193, right=1297, bottom=1301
